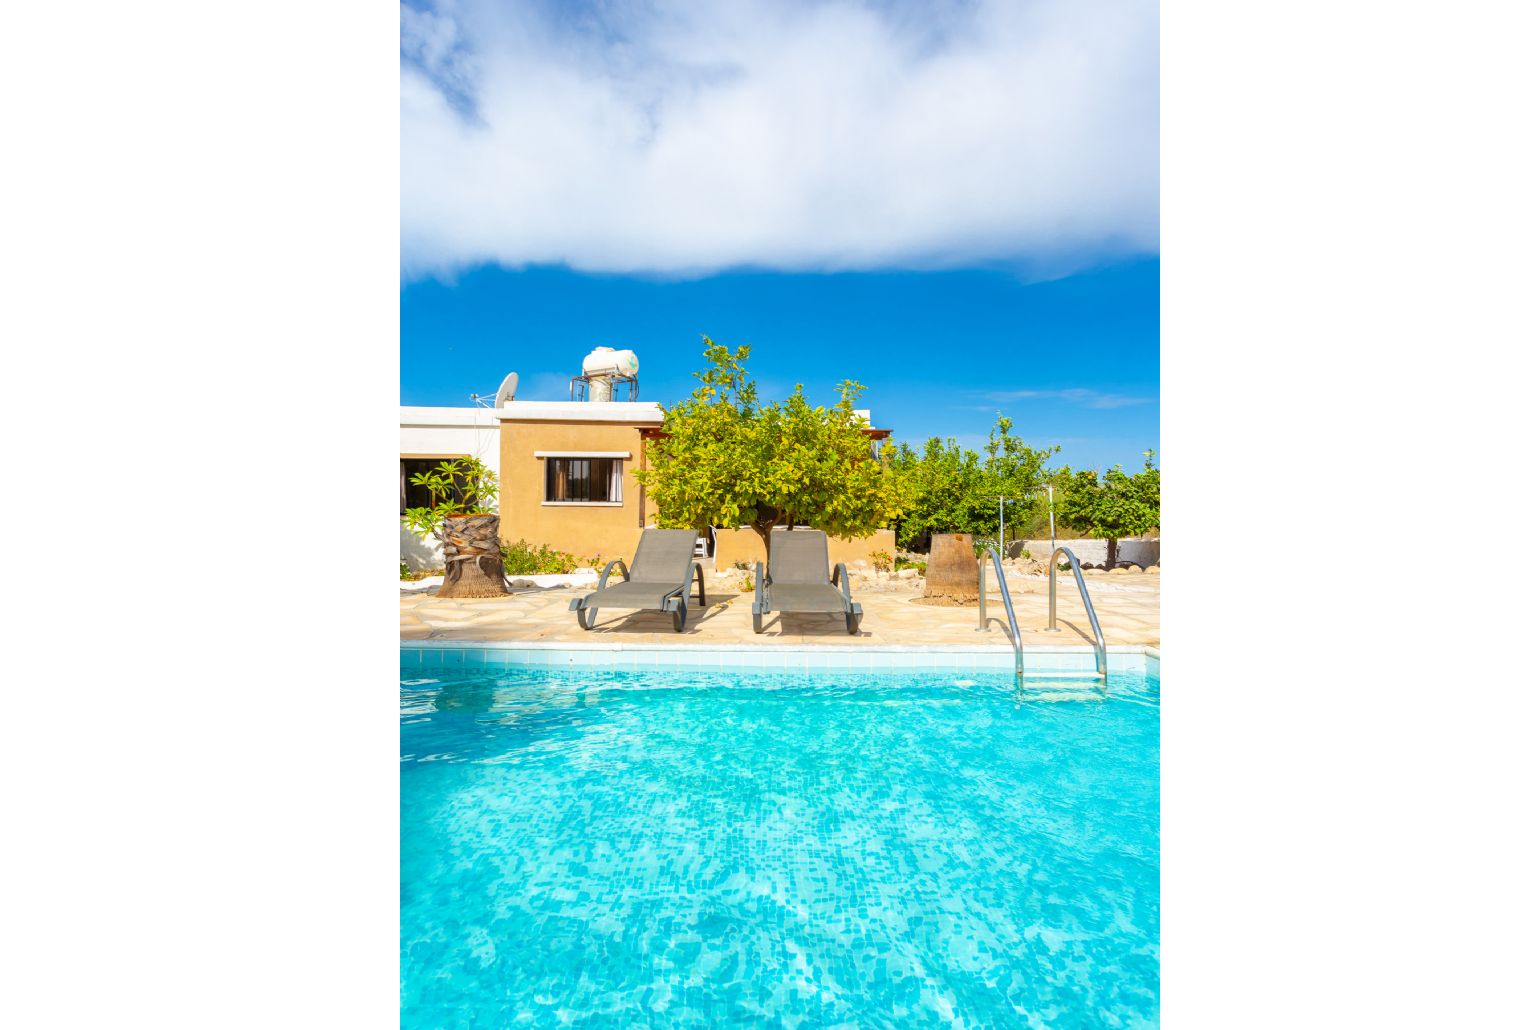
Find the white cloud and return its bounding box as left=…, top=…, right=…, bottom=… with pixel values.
left=986, top=387, right=1154, bottom=409
left=401, top=0, right=1158, bottom=278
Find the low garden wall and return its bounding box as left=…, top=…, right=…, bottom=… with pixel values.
left=712, top=528, right=897, bottom=572
left=1003, top=537, right=1159, bottom=568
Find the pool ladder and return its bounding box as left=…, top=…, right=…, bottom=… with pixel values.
left=977, top=545, right=1108, bottom=689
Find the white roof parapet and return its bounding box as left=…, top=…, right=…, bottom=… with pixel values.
left=496, top=400, right=665, bottom=424
left=399, top=406, right=500, bottom=428
left=408, top=401, right=870, bottom=428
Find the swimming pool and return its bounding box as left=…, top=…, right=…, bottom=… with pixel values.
left=401, top=650, right=1159, bottom=1026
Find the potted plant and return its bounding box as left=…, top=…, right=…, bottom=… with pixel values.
left=401, top=457, right=507, bottom=598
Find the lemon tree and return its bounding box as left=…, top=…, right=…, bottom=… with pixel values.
left=636, top=340, right=909, bottom=561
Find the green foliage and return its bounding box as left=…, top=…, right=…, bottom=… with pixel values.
left=501, top=539, right=595, bottom=576
left=868, top=549, right=894, bottom=572
left=401, top=457, right=499, bottom=536
left=1054, top=450, right=1160, bottom=562
left=889, top=438, right=988, bottom=550
left=399, top=560, right=412, bottom=581
left=895, top=559, right=927, bottom=575
left=891, top=416, right=1059, bottom=551
left=635, top=339, right=910, bottom=560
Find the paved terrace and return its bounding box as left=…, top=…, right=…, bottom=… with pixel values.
left=401, top=567, right=1159, bottom=649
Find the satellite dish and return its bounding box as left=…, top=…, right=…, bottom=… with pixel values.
left=494, top=372, right=519, bottom=406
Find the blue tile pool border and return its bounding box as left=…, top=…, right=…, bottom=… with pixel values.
left=401, top=641, right=1159, bottom=679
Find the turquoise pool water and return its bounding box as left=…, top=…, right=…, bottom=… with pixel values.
left=401, top=660, right=1159, bottom=1027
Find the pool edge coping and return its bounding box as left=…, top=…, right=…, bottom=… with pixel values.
left=400, top=640, right=1159, bottom=676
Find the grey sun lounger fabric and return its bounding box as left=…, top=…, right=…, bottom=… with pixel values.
left=764, top=583, right=850, bottom=612
left=569, top=528, right=706, bottom=632
left=753, top=529, right=863, bottom=633
left=576, top=579, right=681, bottom=608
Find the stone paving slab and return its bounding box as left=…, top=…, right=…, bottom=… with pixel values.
left=400, top=569, right=1159, bottom=648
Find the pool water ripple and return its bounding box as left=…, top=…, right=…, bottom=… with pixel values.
left=402, top=665, right=1159, bottom=1027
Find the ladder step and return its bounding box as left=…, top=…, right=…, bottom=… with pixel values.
left=1016, top=688, right=1108, bottom=702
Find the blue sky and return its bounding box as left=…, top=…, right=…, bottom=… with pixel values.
left=401, top=258, right=1157, bottom=471
left=401, top=0, right=1158, bottom=471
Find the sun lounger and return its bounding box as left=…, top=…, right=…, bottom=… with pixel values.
left=751, top=528, right=862, bottom=635
left=569, top=528, right=707, bottom=632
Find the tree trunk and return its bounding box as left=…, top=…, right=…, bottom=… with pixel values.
left=924, top=533, right=979, bottom=605
left=437, top=514, right=509, bottom=598
left=752, top=519, right=775, bottom=566
left=1106, top=537, right=1118, bottom=570
left=751, top=502, right=784, bottom=565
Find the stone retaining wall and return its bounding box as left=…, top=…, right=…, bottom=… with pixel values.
left=1000, top=537, right=1159, bottom=568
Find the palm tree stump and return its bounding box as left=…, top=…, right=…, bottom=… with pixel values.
left=437, top=515, right=509, bottom=598
left=924, top=533, right=979, bottom=606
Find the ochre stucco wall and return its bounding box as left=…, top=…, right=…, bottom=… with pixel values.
left=497, top=420, right=658, bottom=563
left=711, top=528, right=897, bottom=572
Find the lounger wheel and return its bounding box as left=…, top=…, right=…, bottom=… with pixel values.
left=576, top=606, right=596, bottom=630
left=845, top=611, right=861, bottom=635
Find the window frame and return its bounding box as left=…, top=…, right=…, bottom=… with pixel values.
left=540, top=454, right=627, bottom=506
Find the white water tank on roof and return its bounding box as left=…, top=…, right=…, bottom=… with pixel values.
left=582, top=346, right=639, bottom=378
left=581, top=347, right=639, bottom=402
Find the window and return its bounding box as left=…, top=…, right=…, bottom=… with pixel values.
left=545, top=457, right=623, bottom=504
left=400, top=457, right=471, bottom=514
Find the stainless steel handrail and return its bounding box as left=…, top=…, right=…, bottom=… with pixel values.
left=1046, top=547, right=1108, bottom=681
left=976, top=544, right=1023, bottom=687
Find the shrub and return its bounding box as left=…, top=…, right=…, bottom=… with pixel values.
left=400, top=560, right=412, bottom=580
left=895, top=559, right=927, bottom=576
left=502, top=539, right=583, bottom=576
left=890, top=416, right=1059, bottom=552
left=401, top=457, right=499, bottom=537
left=739, top=576, right=754, bottom=592
left=868, top=549, right=894, bottom=572
left=1055, top=450, right=1160, bottom=570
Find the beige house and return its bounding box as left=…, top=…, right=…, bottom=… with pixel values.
left=492, top=398, right=896, bottom=571
left=495, top=400, right=664, bottom=563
